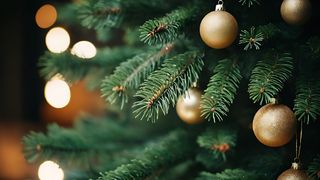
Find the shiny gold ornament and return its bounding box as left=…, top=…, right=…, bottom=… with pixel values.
left=176, top=88, right=204, bottom=124
left=252, top=103, right=296, bottom=147
left=280, top=0, right=311, bottom=25
left=278, top=162, right=309, bottom=180
left=199, top=6, right=238, bottom=49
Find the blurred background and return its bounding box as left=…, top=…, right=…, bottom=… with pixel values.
left=0, top=0, right=106, bottom=179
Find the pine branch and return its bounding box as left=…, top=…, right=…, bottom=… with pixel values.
left=133, top=50, right=204, bottom=122
left=98, top=129, right=196, bottom=180
left=77, top=0, right=180, bottom=30
left=294, top=76, right=320, bottom=124
left=308, top=155, right=320, bottom=179
left=238, top=0, right=260, bottom=7
left=201, top=59, right=242, bottom=122
left=22, top=118, right=147, bottom=167
left=101, top=44, right=174, bottom=108
left=248, top=52, right=293, bottom=105
left=239, top=24, right=280, bottom=51
left=23, top=125, right=93, bottom=165
left=139, top=3, right=200, bottom=46
left=78, top=0, right=123, bottom=30
left=197, top=127, right=237, bottom=161
left=197, top=169, right=258, bottom=180
left=39, top=47, right=139, bottom=83
left=239, top=27, right=264, bottom=51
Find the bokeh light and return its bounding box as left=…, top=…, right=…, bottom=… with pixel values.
left=44, top=76, right=71, bottom=109
left=35, top=4, right=57, bottom=29
left=38, top=161, right=64, bottom=180
left=71, top=41, right=97, bottom=59
left=45, top=27, right=70, bottom=53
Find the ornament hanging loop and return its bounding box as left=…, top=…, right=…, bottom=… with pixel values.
left=215, top=0, right=224, bottom=11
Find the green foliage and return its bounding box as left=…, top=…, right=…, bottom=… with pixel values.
left=96, top=27, right=114, bottom=42
left=308, top=155, right=320, bottom=179
left=98, top=129, right=196, bottom=180
left=248, top=52, right=293, bottom=105
left=256, top=23, right=280, bottom=40
left=201, top=59, right=242, bottom=122
left=196, top=150, right=226, bottom=170
left=39, top=47, right=140, bottom=83
left=56, top=3, right=79, bottom=26
left=245, top=151, right=285, bottom=179
left=101, top=44, right=174, bottom=108
left=77, top=0, right=180, bottom=30
left=306, top=37, right=320, bottom=59
left=239, top=24, right=281, bottom=51
left=239, top=27, right=264, bottom=51
left=22, top=117, right=147, bottom=169
left=78, top=0, right=123, bottom=30
left=133, top=50, right=204, bottom=122
left=123, top=28, right=142, bottom=46
left=158, top=160, right=194, bottom=180
left=27, top=0, right=320, bottom=179
left=197, top=169, right=258, bottom=180
left=238, top=0, right=260, bottom=7
left=139, top=3, right=200, bottom=46
left=197, top=127, right=237, bottom=161
left=294, top=76, right=320, bottom=124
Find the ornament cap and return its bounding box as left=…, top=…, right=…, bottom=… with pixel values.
left=269, top=98, right=278, bottom=104
left=192, top=81, right=198, bottom=88
left=292, top=162, right=301, bottom=170
left=215, top=0, right=224, bottom=11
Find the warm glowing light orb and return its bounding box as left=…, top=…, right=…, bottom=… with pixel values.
left=38, top=161, right=64, bottom=180
left=45, top=27, right=70, bottom=53
left=71, top=41, right=97, bottom=59
left=44, top=77, right=71, bottom=108
left=35, top=4, right=57, bottom=29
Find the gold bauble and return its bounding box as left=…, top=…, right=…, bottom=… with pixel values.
left=252, top=103, right=296, bottom=147
left=280, top=0, right=311, bottom=25
left=199, top=10, right=238, bottom=49
left=176, top=88, right=204, bottom=125
left=278, top=163, right=309, bottom=180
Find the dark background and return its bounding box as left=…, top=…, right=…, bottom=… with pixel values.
left=0, top=1, right=42, bottom=122
left=0, top=0, right=72, bottom=123
left=0, top=1, right=66, bottom=178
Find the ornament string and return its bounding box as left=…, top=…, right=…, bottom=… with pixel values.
left=294, top=120, right=303, bottom=163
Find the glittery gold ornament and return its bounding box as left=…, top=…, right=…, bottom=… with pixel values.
left=277, top=162, right=309, bottom=180
left=176, top=88, right=204, bottom=124
left=280, top=0, right=311, bottom=25
left=199, top=1, right=238, bottom=49
left=252, top=103, right=296, bottom=147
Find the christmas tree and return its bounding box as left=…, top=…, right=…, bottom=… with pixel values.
left=24, top=0, right=320, bottom=179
